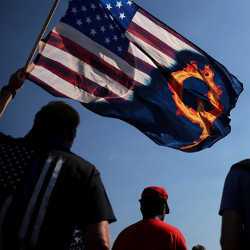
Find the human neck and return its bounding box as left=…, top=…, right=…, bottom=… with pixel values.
left=143, top=214, right=164, bottom=221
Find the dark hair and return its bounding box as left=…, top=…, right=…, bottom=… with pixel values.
left=192, top=244, right=206, bottom=250
left=140, top=197, right=166, bottom=218
left=31, top=101, right=80, bottom=141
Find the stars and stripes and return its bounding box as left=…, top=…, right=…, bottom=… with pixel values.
left=0, top=143, right=64, bottom=248
left=28, top=0, right=156, bottom=103
left=0, top=143, right=35, bottom=192
left=62, top=0, right=134, bottom=58
left=28, top=0, right=243, bottom=152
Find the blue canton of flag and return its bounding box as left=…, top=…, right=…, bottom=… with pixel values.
left=28, top=0, right=243, bottom=152
left=61, top=0, right=137, bottom=58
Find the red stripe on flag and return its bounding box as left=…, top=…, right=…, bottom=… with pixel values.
left=48, top=32, right=143, bottom=90
left=138, top=8, right=202, bottom=53
left=125, top=52, right=155, bottom=75
left=127, top=22, right=176, bottom=60
left=36, top=55, right=126, bottom=102
left=28, top=74, right=69, bottom=98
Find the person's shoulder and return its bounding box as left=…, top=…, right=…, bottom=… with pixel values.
left=0, top=132, right=20, bottom=142
left=232, top=159, right=250, bottom=169
left=0, top=132, right=29, bottom=147
left=0, top=132, right=6, bottom=137
left=118, top=220, right=146, bottom=234
left=49, top=149, right=98, bottom=174
left=227, top=159, right=250, bottom=177
left=155, top=220, right=184, bottom=234
left=137, top=219, right=183, bottom=234
left=0, top=132, right=10, bottom=142
left=115, top=221, right=139, bottom=238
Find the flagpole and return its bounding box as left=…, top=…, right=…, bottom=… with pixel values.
left=24, top=0, right=60, bottom=70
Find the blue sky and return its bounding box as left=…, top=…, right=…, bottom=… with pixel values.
left=0, top=0, right=249, bottom=249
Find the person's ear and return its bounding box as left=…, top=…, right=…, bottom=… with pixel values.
left=65, top=129, right=76, bottom=149
left=72, top=128, right=76, bottom=139
left=69, top=128, right=76, bottom=141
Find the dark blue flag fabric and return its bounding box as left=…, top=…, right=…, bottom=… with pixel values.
left=28, top=0, right=243, bottom=152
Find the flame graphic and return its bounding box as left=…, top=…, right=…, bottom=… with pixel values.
left=168, top=61, right=224, bottom=150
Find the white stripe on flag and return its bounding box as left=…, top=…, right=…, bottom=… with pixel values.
left=54, top=22, right=151, bottom=85
left=41, top=44, right=134, bottom=100
left=126, top=31, right=176, bottom=68
left=127, top=42, right=157, bottom=68
left=132, top=11, right=201, bottom=55
left=30, top=157, right=64, bottom=247
left=31, top=66, right=108, bottom=103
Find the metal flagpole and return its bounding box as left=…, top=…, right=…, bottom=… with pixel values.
left=24, top=0, right=60, bottom=70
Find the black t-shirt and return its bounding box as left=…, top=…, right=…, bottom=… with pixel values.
left=0, top=133, right=116, bottom=250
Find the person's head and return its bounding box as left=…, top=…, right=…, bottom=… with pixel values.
left=192, top=244, right=206, bottom=250
left=139, top=186, right=169, bottom=221
left=31, top=101, right=80, bottom=148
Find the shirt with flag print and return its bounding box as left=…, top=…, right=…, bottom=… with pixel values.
left=0, top=132, right=116, bottom=250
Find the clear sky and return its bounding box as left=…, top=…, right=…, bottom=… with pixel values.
left=0, top=0, right=249, bottom=249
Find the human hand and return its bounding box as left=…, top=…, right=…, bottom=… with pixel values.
left=8, top=68, right=27, bottom=92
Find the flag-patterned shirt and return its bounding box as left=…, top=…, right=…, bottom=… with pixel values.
left=0, top=132, right=116, bottom=250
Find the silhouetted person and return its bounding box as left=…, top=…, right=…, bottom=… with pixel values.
left=0, top=69, right=116, bottom=250
left=112, top=186, right=187, bottom=250
left=219, top=159, right=250, bottom=250
left=192, top=244, right=206, bottom=250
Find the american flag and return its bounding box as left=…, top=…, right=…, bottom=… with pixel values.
left=28, top=0, right=243, bottom=152
left=0, top=138, right=65, bottom=248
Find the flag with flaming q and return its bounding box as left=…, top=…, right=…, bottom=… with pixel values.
left=28, top=0, right=243, bottom=152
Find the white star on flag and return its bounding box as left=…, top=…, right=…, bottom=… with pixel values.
left=106, top=4, right=112, bottom=10
left=76, top=19, right=82, bottom=26
left=100, top=26, right=106, bottom=32
left=119, top=13, right=125, bottom=19
left=81, top=5, right=87, bottom=12
left=90, top=3, right=96, bottom=10
left=86, top=17, right=92, bottom=23
left=71, top=7, right=77, bottom=14
left=117, top=46, right=122, bottom=52
left=127, top=1, right=132, bottom=6
left=116, top=1, right=122, bottom=8
left=105, top=37, right=111, bottom=44
left=96, top=15, right=101, bottom=21
left=90, top=28, right=97, bottom=36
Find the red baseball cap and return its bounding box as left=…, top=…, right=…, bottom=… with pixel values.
left=140, top=186, right=169, bottom=214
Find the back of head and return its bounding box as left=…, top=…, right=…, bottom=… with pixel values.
left=140, top=197, right=166, bottom=218
left=192, top=244, right=206, bottom=250
left=31, top=101, right=80, bottom=142
left=139, top=186, right=169, bottom=219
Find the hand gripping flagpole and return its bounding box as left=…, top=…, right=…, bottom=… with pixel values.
left=24, top=0, right=60, bottom=71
